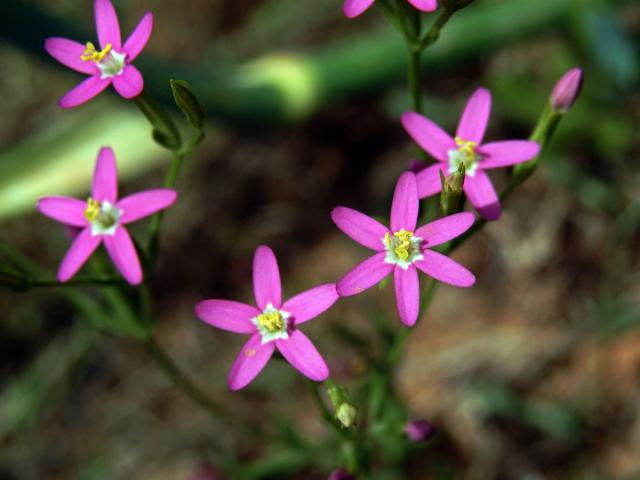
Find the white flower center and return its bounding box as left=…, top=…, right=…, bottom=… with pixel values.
left=84, top=198, right=122, bottom=236
left=448, top=136, right=482, bottom=177
left=80, top=42, right=126, bottom=79
left=252, top=303, right=290, bottom=344
left=382, top=229, right=423, bottom=270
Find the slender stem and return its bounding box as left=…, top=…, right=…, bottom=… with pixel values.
left=406, top=46, right=423, bottom=113
left=144, top=337, right=261, bottom=436
left=29, top=277, right=125, bottom=288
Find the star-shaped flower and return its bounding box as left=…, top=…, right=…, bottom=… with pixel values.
left=44, top=0, right=152, bottom=108
left=402, top=88, right=541, bottom=220
left=37, top=147, right=176, bottom=285
left=195, top=246, right=338, bottom=390
left=332, top=172, right=475, bottom=326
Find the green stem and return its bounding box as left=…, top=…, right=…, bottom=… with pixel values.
left=406, top=46, right=423, bottom=113
left=27, top=277, right=125, bottom=288
left=144, top=337, right=261, bottom=436
left=132, top=90, right=181, bottom=151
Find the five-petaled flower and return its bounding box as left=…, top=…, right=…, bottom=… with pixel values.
left=37, top=147, right=176, bottom=285
left=343, top=0, right=437, bottom=19
left=332, top=172, right=475, bottom=327
left=44, top=0, right=152, bottom=108
left=195, top=246, right=338, bottom=390
left=402, top=88, right=541, bottom=220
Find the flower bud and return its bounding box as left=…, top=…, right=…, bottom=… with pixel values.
left=170, top=79, right=206, bottom=130
left=550, top=68, right=584, bottom=113
left=326, top=382, right=358, bottom=428
left=404, top=419, right=436, bottom=442
left=439, top=165, right=465, bottom=216
left=329, top=467, right=356, bottom=480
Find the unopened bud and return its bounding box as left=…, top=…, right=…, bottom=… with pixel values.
left=329, top=467, right=356, bottom=480
left=439, top=165, right=465, bottom=216
left=550, top=67, right=584, bottom=113
left=170, top=79, right=206, bottom=130
left=326, top=381, right=358, bottom=428
left=404, top=419, right=436, bottom=442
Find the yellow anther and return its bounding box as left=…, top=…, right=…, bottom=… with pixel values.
left=386, top=229, right=414, bottom=261
left=80, top=42, right=112, bottom=63
left=257, top=311, right=284, bottom=333
left=454, top=136, right=478, bottom=161
left=84, top=197, right=100, bottom=222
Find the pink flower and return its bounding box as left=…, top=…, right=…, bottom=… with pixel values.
left=343, top=0, right=437, bottom=19
left=551, top=67, right=584, bottom=112
left=401, top=88, right=541, bottom=220
left=195, top=246, right=338, bottom=390
left=37, top=147, right=176, bottom=285
left=332, top=172, right=475, bottom=327
left=44, top=0, right=152, bottom=108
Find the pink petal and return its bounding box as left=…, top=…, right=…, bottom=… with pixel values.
left=57, top=227, right=101, bottom=282
left=415, top=249, right=475, bottom=287
left=406, top=0, right=438, bottom=12
left=44, top=38, right=98, bottom=75
left=331, top=207, right=388, bottom=251
left=479, top=140, right=541, bottom=169
left=37, top=196, right=88, bottom=227
left=276, top=330, right=329, bottom=381
left=282, top=284, right=339, bottom=326
left=343, top=0, right=376, bottom=18
left=103, top=227, right=142, bottom=285
left=92, top=147, right=118, bottom=203
left=394, top=265, right=420, bottom=327
left=456, top=88, right=491, bottom=143
left=228, top=333, right=275, bottom=390
left=415, top=163, right=446, bottom=199
left=415, top=212, right=475, bottom=248
left=123, top=12, right=153, bottom=62
left=463, top=170, right=501, bottom=220
left=95, top=0, right=121, bottom=50
left=337, top=252, right=393, bottom=296
left=194, top=300, right=259, bottom=334
left=390, top=172, right=419, bottom=232
left=117, top=189, right=177, bottom=224
left=401, top=112, right=454, bottom=162
left=58, top=75, right=111, bottom=109
left=253, top=246, right=282, bottom=310
left=112, top=65, right=144, bottom=99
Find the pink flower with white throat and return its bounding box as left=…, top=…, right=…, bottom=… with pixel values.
left=332, top=172, right=475, bottom=327
left=195, top=246, right=338, bottom=390
left=44, top=0, right=152, bottom=108
left=343, top=0, right=437, bottom=19
left=401, top=88, right=541, bottom=220
left=37, top=147, right=176, bottom=285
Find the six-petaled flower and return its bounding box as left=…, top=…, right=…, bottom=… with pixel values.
left=37, top=147, right=176, bottom=285
left=195, top=246, right=338, bottom=390
left=332, top=172, right=475, bottom=327
left=402, top=88, right=541, bottom=220
left=45, top=0, right=153, bottom=108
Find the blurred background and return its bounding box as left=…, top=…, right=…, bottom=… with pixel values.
left=0, top=0, right=639, bottom=478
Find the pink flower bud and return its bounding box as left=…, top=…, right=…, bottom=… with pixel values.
left=329, top=468, right=356, bottom=480
left=550, top=68, right=584, bottom=113
left=404, top=419, right=436, bottom=442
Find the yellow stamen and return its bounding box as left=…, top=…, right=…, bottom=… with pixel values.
left=454, top=136, right=478, bottom=162
left=84, top=197, right=100, bottom=222
left=386, top=229, right=414, bottom=261
left=80, top=42, right=112, bottom=63
left=257, top=311, right=284, bottom=333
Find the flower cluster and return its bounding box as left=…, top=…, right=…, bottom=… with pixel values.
left=36, top=0, right=580, bottom=398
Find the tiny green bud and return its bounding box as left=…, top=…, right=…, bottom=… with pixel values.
left=439, top=165, right=465, bottom=216
left=170, top=79, right=206, bottom=130
left=336, top=403, right=358, bottom=428
left=326, top=381, right=358, bottom=428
